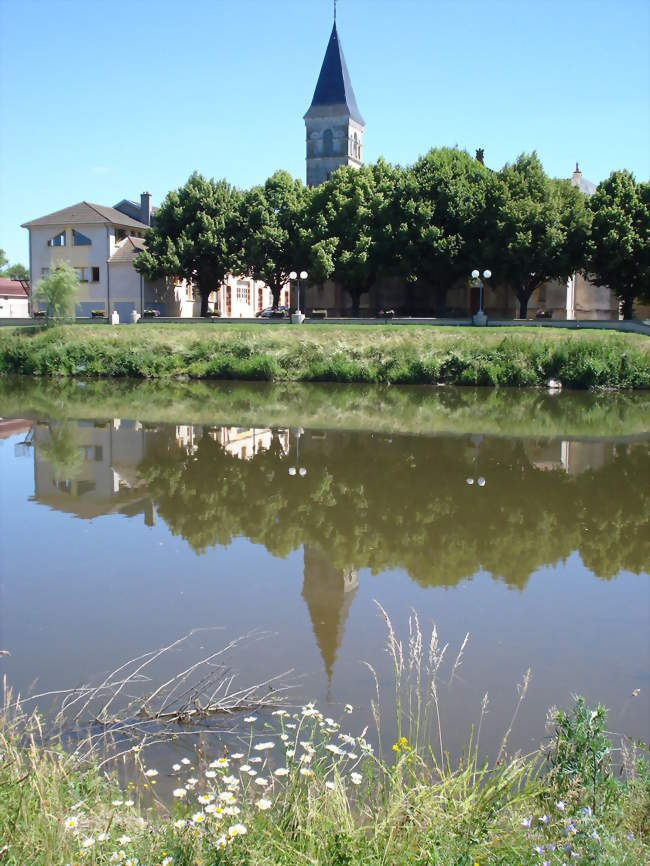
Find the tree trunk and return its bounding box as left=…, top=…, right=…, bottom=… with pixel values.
left=434, top=285, right=447, bottom=318
left=200, top=289, right=210, bottom=318
left=517, top=288, right=533, bottom=319
left=620, top=295, right=634, bottom=320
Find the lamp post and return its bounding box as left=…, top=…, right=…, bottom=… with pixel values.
left=288, top=428, right=307, bottom=477
left=471, top=269, right=491, bottom=327
left=289, top=270, right=308, bottom=324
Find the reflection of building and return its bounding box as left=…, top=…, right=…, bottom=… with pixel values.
left=525, top=440, right=611, bottom=475
left=32, top=419, right=154, bottom=521
left=175, top=425, right=290, bottom=461
left=301, top=546, right=358, bottom=695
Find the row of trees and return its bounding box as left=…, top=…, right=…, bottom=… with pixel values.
left=0, top=249, right=29, bottom=282
left=135, top=149, right=650, bottom=319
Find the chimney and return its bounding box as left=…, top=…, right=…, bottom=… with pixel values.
left=140, top=192, right=152, bottom=226
left=571, top=163, right=582, bottom=188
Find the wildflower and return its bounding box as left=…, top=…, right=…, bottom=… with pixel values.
left=591, top=830, right=600, bottom=842
left=257, top=797, right=272, bottom=810
left=272, top=710, right=288, bottom=717
left=300, top=767, right=313, bottom=776
left=64, top=816, right=79, bottom=830
left=584, top=806, right=593, bottom=818
left=229, top=823, right=247, bottom=836
left=300, top=754, right=313, bottom=765
left=286, top=723, right=297, bottom=730
left=247, top=769, right=257, bottom=777
left=162, top=859, right=173, bottom=866
left=109, top=854, right=125, bottom=864
left=223, top=805, right=240, bottom=816
left=172, top=788, right=187, bottom=798
left=191, top=812, right=205, bottom=824
left=344, top=704, right=353, bottom=713
left=244, top=716, right=257, bottom=723
left=216, top=834, right=228, bottom=848
left=556, top=801, right=566, bottom=811
left=223, top=774, right=238, bottom=785
left=240, top=764, right=251, bottom=772
left=250, top=756, right=263, bottom=763
left=211, top=757, right=229, bottom=768
left=274, top=767, right=289, bottom=776
left=254, top=741, right=275, bottom=751
left=97, top=832, right=108, bottom=841
left=521, top=817, right=532, bottom=829
left=125, top=859, right=138, bottom=866
left=186, top=777, right=198, bottom=786
left=181, top=757, right=191, bottom=765
left=347, top=752, right=358, bottom=760
left=118, top=836, right=131, bottom=845
left=124, top=799, right=134, bottom=807
left=280, top=734, right=289, bottom=741
left=286, top=749, right=295, bottom=758
left=255, top=777, right=269, bottom=787
left=231, top=752, right=244, bottom=760
left=173, top=819, right=186, bottom=829
left=350, top=772, right=362, bottom=785
left=112, top=800, right=124, bottom=807
left=539, top=814, right=549, bottom=824
left=172, top=763, right=181, bottom=772
left=325, top=780, right=335, bottom=789
left=543, top=862, right=551, bottom=866
left=197, top=794, right=214, bottom=805
left=219, top=791, right=236, bottom=803
left=627, top=832, right=635, bottom=840
left=326, top=745, right=345, bottom=756
left=205, top=803, right=217, bottom=814
left=81, top=837, right=95, bottom=848
left=535, top=846, right=544, bottom=855
left=205, top=770, right=216, bottom=778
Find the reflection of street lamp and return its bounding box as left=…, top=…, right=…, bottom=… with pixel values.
left=466, top=434, right=486, bottom=487
left=471, top=268, right=491, bottom=327
left=289, top=270, right=308, bottom=321
left=289, top=428, right=307, bottom=477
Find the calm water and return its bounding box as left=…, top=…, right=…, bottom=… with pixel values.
left=0, top=380, right=648, bottom=763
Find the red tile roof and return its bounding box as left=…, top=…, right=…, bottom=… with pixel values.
left=0, top=278, right=29, bottom=298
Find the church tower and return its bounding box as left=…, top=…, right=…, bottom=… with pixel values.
left=304, top=14, right=365, bottom=187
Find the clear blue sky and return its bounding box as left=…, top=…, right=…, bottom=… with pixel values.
left=1, top=0, right=648, bottom=266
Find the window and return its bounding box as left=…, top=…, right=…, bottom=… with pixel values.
left=41, top=267, right=50, bottom=279
left=323, top=128, right=333, bottom=156
left=91, top=267, right=100, bottom=282
left=236, top=281, right=250, bottom=303
left=72, top=229, right=91, bottom=246
left=76, top=268, right=89, bottom=282
left=115, top=227, right=127, bottom=243
left=47, top=230, right=66, bottom=247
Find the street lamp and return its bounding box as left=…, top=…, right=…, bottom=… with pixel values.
left=289, top=270, right=308, bottom=321
left=288, top=427, right=307, bottom=477
left=470, top=269, right=491, bottom=327
left=465, top=434, right=486, bottom=487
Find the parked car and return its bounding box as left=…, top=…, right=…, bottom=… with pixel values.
left=257, top=306, right=289, bottom=318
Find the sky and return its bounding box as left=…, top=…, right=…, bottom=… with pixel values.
left=1, top=0, right=648, bottom=266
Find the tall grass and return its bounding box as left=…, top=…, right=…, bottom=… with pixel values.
left=1, top=608, right=649, bottom=865
left=0, top=324, right=648, bottom=388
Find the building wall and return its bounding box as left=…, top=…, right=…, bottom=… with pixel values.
left=0, top=295, right=29, bottom=317
left=209, top=275, right=276, bottom=318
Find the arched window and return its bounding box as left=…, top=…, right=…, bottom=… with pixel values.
left=353, top=132, right=360, bottom=159
left=323, top=128, right=333, bottom=156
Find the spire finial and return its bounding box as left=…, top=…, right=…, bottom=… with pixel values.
left=575, top=162, right=580, bottom=173
left=334, top=0, right=337, bottom=22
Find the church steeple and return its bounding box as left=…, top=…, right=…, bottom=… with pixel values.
left=304, top=18, right=365, bottom=186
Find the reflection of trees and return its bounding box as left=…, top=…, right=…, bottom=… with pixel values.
left=137, top=429, right=650, bottom=588
left=38, top=422, right=83, bottom=480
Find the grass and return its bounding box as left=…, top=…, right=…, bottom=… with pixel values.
left=0, top=323, right=648, bottom=388
left=2, top=609, right=649, bottom=865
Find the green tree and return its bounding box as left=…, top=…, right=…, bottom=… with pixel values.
left=0, top=250, right=28, bottom=281
left=134, top=172, right=242, bottom=317
left=397, top=148, right=492, bottom=315
left=34, top=261, right=79, bottom=319
left=0, top=249, right=8, bottom=271
left=587, top=170, right=650, bottom=319
left=307, top=159, right=400, bottom=316
left=487, top=153, right=591, bottom=318
left=239, top=171, right=309, bottom=308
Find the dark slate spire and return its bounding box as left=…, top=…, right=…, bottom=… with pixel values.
left=304, top=22, right=364, bottom=125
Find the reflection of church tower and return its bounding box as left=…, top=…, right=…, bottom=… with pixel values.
left=304, top=13, right=365, bottom=187
left=301, top=546, right=358, bottom=696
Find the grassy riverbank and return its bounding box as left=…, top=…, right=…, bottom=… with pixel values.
left=2, top=695, right=648, bottom=865
left=0, top=324, right=648, bottom=388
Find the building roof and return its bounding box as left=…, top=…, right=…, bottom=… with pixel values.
left=0, top=278, right=29, bottom=298
left=108, top=236, right=147, bottom=263
left=304, top=22, right=364, bottom=125
left=22, top=201, right=149, bottom=230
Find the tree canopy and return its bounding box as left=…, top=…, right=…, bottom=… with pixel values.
left=34, top=260, right=79, bottom=319
left=0, top=249, right=29, bottom=281
left=134, top=172, right=242, bottom=316
left=587, top=170, right=650, bottom=319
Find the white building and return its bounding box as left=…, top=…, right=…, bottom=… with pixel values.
left=22, top=195, right=195, bottom=320
left=0, top=278, right=30, bottom=317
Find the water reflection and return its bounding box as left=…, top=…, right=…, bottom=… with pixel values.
left=23, top=417, right=649, bottom=686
